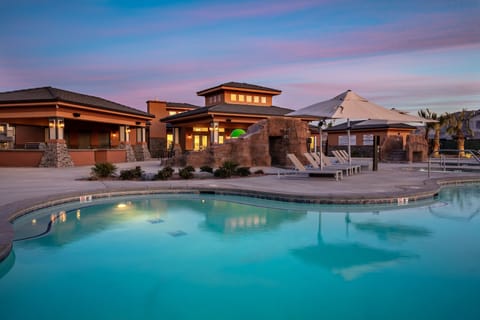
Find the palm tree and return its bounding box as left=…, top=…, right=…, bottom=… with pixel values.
left=432, top=113, right=448, bottom=157
left=445, top=109, right=473, bottom=157
left=418, top=108, right=443, bottom=156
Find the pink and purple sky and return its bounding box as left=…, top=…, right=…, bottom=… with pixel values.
left=1, top=0, right=479, bottom=114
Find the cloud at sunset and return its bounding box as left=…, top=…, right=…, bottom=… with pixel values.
left=0, top=0, right=478, bottom=114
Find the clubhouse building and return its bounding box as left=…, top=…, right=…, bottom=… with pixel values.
left=0, top=82, right=420, bottom=167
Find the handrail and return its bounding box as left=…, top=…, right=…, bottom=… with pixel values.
left=427, top=149, right=480, bottom=173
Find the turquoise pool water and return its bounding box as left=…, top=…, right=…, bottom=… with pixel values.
left=1, top=185, right=480, bottom=320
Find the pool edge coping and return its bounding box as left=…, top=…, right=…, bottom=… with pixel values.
left=1, top=175, right=480, bottom=262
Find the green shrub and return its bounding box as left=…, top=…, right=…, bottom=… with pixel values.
left=91, top=162, right=117, bottom=178
left=214, top=161, right=239, bottom=178
left=200, top=165, right=213, bottom=173
left=119, top=166, right=144, bottom=180
left=213, top=167, right=230, bottom=178
left=235, top=167, right=251, bottom=177
left=222, top=161, right=239, bottom=172
left=155, top=166, right=174, bottom=180
left=184, top=165, right=195, bottom=172
left=179, top=166, right=194, bottom=179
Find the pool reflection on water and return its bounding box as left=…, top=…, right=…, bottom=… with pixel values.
left=1, top=185, right=479, bottom=320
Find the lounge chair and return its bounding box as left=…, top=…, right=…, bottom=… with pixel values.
left=332, top=150, right=349, bottom=164
left=323, top=154, right=361, bottom=175
left=308, top=152, right=360, bottom=176
left=333, top=150, right=369, bottom=171
left=286, top=153, right=343, bottom=181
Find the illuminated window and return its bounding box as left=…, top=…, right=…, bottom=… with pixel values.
left=167, top=134, right=173, bottom=149
left=261, top=96, right=267, bottom=104
left=168, top=111, right=178, bottom=116
left=254, top=96, right=259, bottom=103
left=193, top=127, right=209, bottom=132
left=246, top=95, right=252, bottom=103
left=231, top=94, right=237, bottom=102
left=239, top=95, right=245, bottom=102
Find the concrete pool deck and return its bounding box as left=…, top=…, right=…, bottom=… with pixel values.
left=1, top=160, right=479, bottom=261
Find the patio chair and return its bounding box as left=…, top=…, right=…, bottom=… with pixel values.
left=332, top=150, right=349, bottom=164
left=333, top=150, right=369, bottom=171
left=322, top=153, right=361, bottom=175
left=286, top=153, right=343, bottom=181
left=308, top=152, right=360, bottom=176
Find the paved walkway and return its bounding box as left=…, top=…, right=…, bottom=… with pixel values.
left=1, top=160, right=479, bottom=261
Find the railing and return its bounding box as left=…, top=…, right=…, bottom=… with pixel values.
left=427, top=149, right=480, bottom=176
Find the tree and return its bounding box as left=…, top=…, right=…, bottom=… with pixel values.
left=418, top=108, right=446, bottom=157
left=432, top=113, right=448, bottom=157
left=445, top=109, right=473, bottom=157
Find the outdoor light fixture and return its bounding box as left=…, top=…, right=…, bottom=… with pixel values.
left=49, top=118, right=55, bottom=128
left=58, top=119, right=65, bottom=128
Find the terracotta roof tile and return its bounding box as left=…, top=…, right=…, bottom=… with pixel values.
left=0, top=86, right=154, bottom=118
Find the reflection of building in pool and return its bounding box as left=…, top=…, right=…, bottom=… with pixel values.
left=291, top=213, right=418, bottom=280
left=198, top=199, right=306, bottom=234
left=15, top=199, right=167, bottom=247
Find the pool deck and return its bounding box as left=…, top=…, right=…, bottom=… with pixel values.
left=1, top=160, right=479, bottom=261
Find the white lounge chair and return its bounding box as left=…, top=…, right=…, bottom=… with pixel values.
left=333, top=150, right=369, bottom=171
left=308, top=152, right=359, bottom=176
left=287, top=153, right=343, bottom=181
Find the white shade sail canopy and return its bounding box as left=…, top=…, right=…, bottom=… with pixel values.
left=287, top=90, right=432, bottom=123
left=287, top=90, right=433, bottom=167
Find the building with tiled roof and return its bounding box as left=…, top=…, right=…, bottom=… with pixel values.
left=0, top=86, right=154, bottom=167
left=154, top=82, right=293, bottom=152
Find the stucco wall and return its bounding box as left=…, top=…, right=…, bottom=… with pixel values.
left=0, top=150, right=43, bottom=166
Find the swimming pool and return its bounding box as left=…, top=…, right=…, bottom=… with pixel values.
left=1, top=184, right=479, bottom=320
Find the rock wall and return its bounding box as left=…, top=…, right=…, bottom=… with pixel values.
left=119, top=142, right=137, bottom=162
left=39, top=140, right=74, bottom=167
left=133, top=143, right=152, bottom=161
left=405, top=134, right=428, bottom=162
left=173, top=117, right=309, bottom=168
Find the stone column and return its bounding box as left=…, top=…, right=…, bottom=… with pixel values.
left=39, top=139, right=74, bottom=167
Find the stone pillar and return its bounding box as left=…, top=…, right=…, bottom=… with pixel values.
left=39, top=140, right=74, bottom=167
left=133, top=142, right=152, bottom=161
left=119, top=142, right=136, bottom=162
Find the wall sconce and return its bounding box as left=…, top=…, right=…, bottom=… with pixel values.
left=112, top=132, right=118, bottom=138
left=58, top=119, right=65, bottom=128
left=187, top=134, right=192, bottom=139
left=49, top=118, right=55, bottom=128
left=126, top=127, right=131, bottom=133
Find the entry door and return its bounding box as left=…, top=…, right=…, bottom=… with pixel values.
left=193, top=135, right=208, bottom=151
